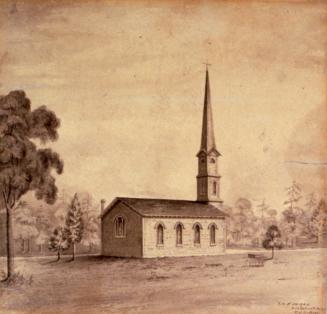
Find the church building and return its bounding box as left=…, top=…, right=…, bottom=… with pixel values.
left=101, top=69, right=228, bottom=258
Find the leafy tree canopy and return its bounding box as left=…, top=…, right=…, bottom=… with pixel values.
left=48, top=227, right=69, bottom=253
left=262, top=225, right=283, bottom=250
left=65, top=194, right=84, bottom=244
left=0, top=90, right=63, bottom=207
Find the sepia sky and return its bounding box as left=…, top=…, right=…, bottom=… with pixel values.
left=0, top=0, right=326, bottom=212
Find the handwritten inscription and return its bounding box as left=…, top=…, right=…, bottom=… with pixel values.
left=278, top=302, right=325, bottom=314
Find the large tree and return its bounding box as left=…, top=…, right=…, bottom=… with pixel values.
left=0, top=90, right=63, bottom=281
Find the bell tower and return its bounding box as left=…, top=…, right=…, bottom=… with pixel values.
left=196, top=67, right=223, bottom=204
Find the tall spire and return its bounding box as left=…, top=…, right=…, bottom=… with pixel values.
left=196, top=67, right=222, bottom=204
left=198, top=68, right=220, bottom=156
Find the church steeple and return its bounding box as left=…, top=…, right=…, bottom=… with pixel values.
left=198, top=68, right=219, bottom=156
left=196, top=67, right=223, bottom=204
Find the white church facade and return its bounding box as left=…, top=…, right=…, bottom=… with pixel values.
left=101, top=69, right=228, bottom=258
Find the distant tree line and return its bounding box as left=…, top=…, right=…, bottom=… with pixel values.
left=10, top=191, right=100, bottom=258
left=226, top=181, right=327, bottom=249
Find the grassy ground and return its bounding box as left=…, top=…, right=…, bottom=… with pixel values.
left=0, top=249, right=326, bottom=314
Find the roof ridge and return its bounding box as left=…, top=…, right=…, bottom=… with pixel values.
left=101, top=197, right=228, bottom=219
left=117, top=196, right=201, bottom=203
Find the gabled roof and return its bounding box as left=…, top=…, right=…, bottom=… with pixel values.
left=101, top=197, right=228, bottom=219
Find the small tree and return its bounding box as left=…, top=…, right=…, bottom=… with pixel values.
left=65, top=194, right=84, bottom=261
left=262, top=225, right=283, bottom=260
left=48, top=227, right=69, bottom=261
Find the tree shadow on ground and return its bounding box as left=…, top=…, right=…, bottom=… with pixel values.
left=66, top=255, right=127, bottom=263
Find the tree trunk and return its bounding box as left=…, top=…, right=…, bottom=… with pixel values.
left=56, top=251, right=60, bottom=261
left=71, top=243, right=75, bottom=261
left=271, top=246, right=274, bottom=260
left=2, top=205, right=14, bottom=281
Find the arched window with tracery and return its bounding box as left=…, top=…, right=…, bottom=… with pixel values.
left=114, top=216, right=126, bottom=238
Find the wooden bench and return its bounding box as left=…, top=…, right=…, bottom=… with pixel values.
left=247, top=253, right=265, bottom=267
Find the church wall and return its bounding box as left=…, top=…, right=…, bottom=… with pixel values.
left=142, top=217, right=226, bottom=258
left=101, top=202, right=143, bottom=257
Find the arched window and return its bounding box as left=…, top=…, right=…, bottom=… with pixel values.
left=157, top=224, right=164, bottom=245
left=210, top=158, right=215, bottom=164
left=213, top=182, right=217, bottom=195
left=193, top=223, right=202, bottom=245
left=114, top=216, right=126, bottom=237
left=210, top=225, right=216, bottom=244
left=208, top=223, right=218, bottom=245
left=176, top=223, right=183, bottom=245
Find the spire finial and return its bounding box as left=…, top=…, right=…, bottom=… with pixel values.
left=203, top=61, right=212, bottom=71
